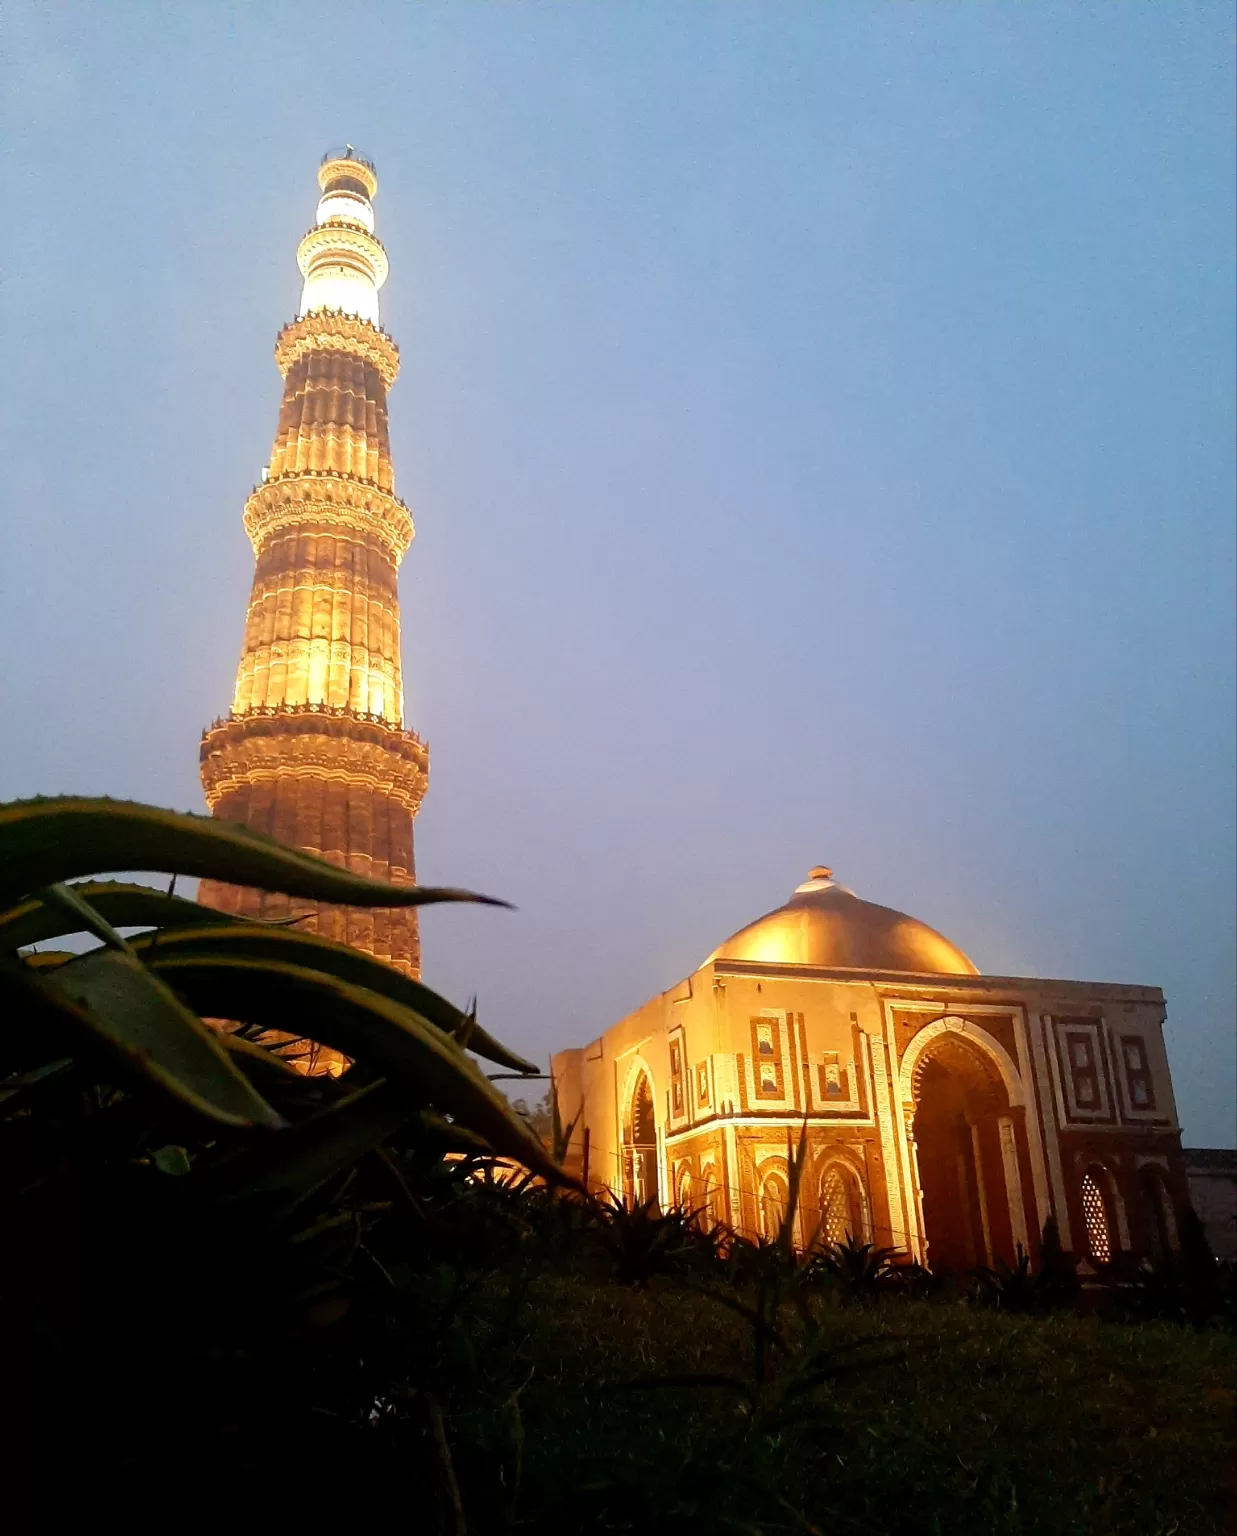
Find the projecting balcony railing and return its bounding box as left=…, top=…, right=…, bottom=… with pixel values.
left=277, top=309, right=398, bottom=344
left=298, top=225, right=388, bottom=257
left=204, top=701, right=425, bottom=744
left=321, top=146, right=376, bottom=173
left=250, top=467, right=404, bottom=497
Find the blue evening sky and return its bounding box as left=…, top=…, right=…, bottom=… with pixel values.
left=2, top=3, right=1233, bottom=1143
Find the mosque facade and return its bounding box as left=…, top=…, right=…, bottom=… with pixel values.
left=553, top=869, right=1190, bottom=1272
left=199, top=151, right=428, bottom=979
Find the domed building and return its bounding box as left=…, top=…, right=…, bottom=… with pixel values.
left=705, top=868, right=980, bottom=976
left=552, top=868, right=1189, bottom=1273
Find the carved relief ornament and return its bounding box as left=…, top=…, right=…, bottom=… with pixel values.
left=319, top=156, right=378, bottom=200
left=200, top=705, right=429, bottom=815
left=296, top=223, right=389, bottom=288
left=243, top=473, right=415, bottom=564
left=275, top=312, right=400, bottom=388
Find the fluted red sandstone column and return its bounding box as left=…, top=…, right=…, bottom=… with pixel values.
left=200, top=150, right=428, bottom=980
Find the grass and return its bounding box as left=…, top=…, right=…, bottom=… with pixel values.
left=504, top=1274, right=1235, bottom=1535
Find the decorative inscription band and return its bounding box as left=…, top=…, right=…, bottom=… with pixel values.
left=201, top=706, right=429, bottom=817
left=243, top=472, right=415, bottom=564
left=274, top=312, right=400, bottom=387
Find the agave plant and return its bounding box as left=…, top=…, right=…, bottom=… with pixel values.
left=592, top=1193, right=708, bottom=1285
left=811, top=1233, right=903, bottom=1304
left=970, top=1222, right=1083, bottom=1316
left=968, top=1245, right=1040, bottom=1313
left=0, top=795, right=554, bottom=1172
left=1098, top=1209, right=1232, bottom=1329
left=549, top=1073, right=583, bottom=1165
left=1, top=795, right=560, bottom=1527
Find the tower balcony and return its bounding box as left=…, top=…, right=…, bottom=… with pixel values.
left=242, top=471, right=414, bottom=564
left=274, top=310, right=400, bottom=387
left=200, top=702, right=430, bottom=818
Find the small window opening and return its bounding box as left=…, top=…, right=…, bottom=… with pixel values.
left=1081, top=1169, right=1112, bottom=1263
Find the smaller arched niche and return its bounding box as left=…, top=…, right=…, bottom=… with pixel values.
left=621, top=1070, right=659, bottom=1207
left=1138, top=1165, right=1179, bottom=1259
left=818, top=1159, right=869, bottom=1246
left=759, top=1166, right=791, bottom=1242
left=699, top=1161, right=724, bottom=1230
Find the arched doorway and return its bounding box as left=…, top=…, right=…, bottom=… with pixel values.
left=622, top=1071, right=659, bottom=1207
left=911, top=1032, right=1027, bottom=1272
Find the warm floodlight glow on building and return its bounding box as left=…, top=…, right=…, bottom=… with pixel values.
left=296, top=153, right=388, bottom=326
left=553, top=867, right=1192, bottom=1272
left=199, top=149, right=428, bottom=980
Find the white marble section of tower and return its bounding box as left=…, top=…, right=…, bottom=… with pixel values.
left=297, top=146, right=388, bottom=326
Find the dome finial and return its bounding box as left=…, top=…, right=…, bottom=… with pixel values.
left=808, top=865, right=833, bottom=881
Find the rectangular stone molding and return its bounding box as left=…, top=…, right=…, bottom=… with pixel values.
left=998, top=1115, right=1029, bottom=1254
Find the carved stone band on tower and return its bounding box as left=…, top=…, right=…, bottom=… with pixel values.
left=200, top=150, right=429, bottom=978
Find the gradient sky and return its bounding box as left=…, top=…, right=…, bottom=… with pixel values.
left=2, top=3, right=1233, bottom=1144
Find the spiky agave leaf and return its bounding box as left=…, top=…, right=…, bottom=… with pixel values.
left=199, top=1077, right=415, bottom=1211
left=414, top=1109, right=496, bottom=1156
left=550, top=1074, right=582, bottom=1163
left=778, top=1120, right=812, bottom=1262
left=149, top=955, right=565, bottom=1180
left=0, top=797, right=509, bottom=912
left=4, top=949, right=285, bottom=1129
left=128, top=923, right=539, bottom=1075
left=219, top=1029, right=307, bottom=1083
left=0, top=880, right=246, bottom=952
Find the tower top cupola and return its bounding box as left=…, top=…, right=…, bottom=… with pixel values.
left=297, top=145, right=387, bottom=326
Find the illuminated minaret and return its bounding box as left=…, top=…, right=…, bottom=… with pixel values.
left=200, top=149, right=429, bottom=976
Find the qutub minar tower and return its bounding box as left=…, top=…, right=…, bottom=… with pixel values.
left=199, top=149, right=428, bottom=976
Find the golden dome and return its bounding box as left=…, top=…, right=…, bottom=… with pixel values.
left=706, top=868, right=979, bottom=975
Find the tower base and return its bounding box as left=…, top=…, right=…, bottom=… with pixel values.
left=199, top=704, right=429, bottom=978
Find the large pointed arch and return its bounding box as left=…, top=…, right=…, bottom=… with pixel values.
left=618, top=1054, right=660, bottom=1207
left=898, top=1016, right=1026, bottom=1110
left=901, top=1017, right=1031, bottom=1271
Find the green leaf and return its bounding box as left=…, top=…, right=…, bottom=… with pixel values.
left=0, top=1056, right=75, bottom=1111
left=33, top=948, right=285, bottom=1130
left=150, top=954, right=565, bottom=1180
left=219, top=1030, right=307, bottom=1084
left=550, top=1074, right=582, bottom=1163
left=0, top=797, right=510, bottom=913
left=779, top=1119, right=811, bottom=1261
left=205, top=1078, right=414, bottom=1210
left=0, top=880, right=247, bottom=952
left=34, top=882, right=133, bottom=952
left=414, top=1109, right=496, bottom=1156
left=151, top=1144, right=193, bottom=1176
left=129, top=923, right=539, bottom=1074
left=18, top=951, right=77, bottom=970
